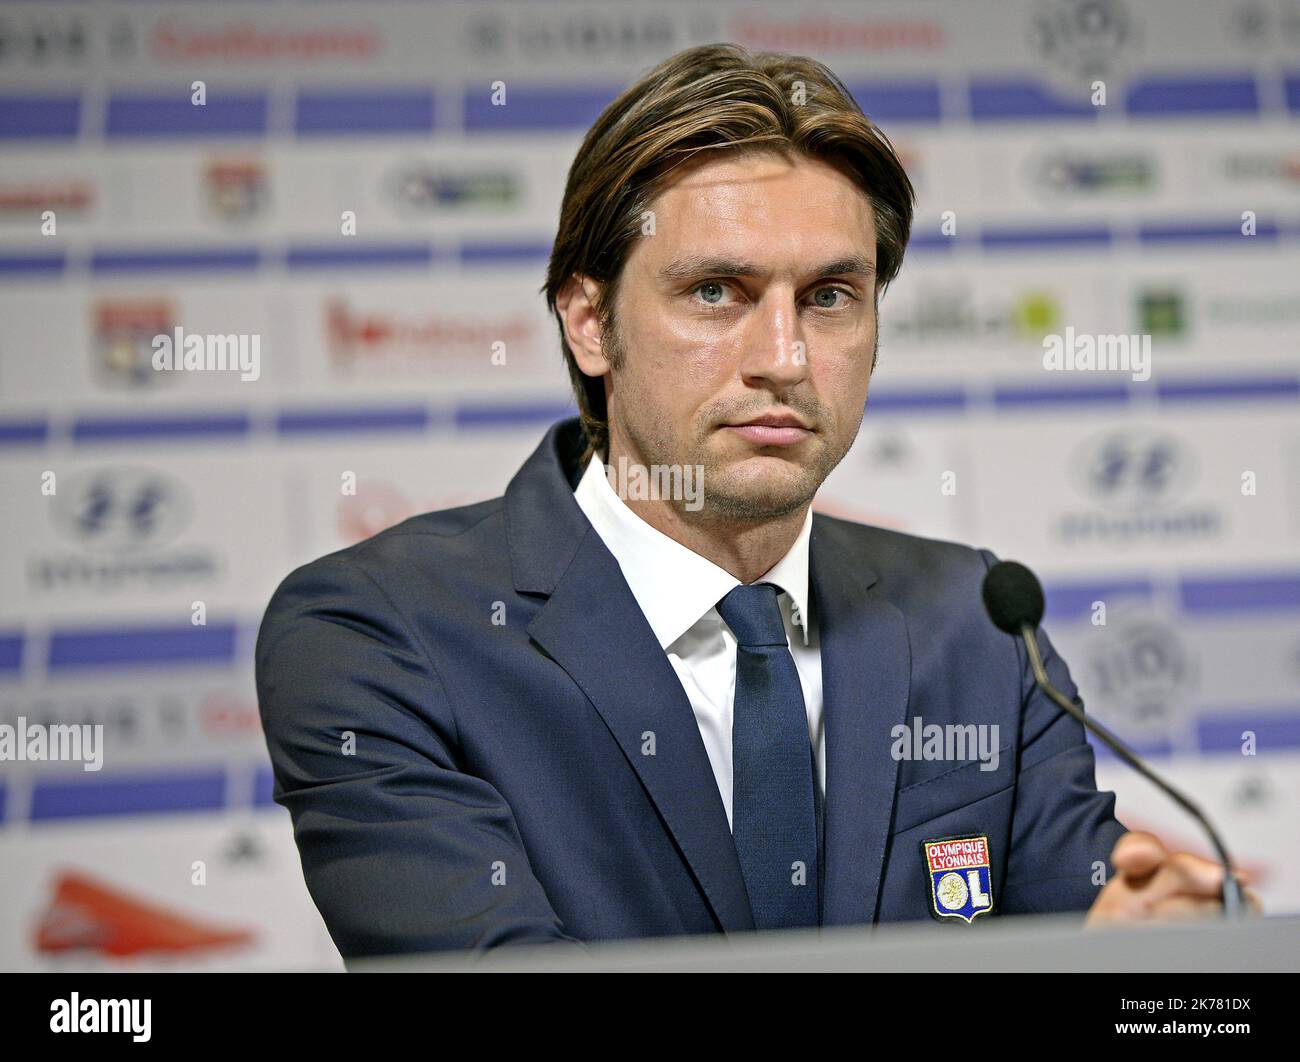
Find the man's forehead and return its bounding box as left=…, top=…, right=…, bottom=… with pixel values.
left=627, top=151, right=877, bottom=276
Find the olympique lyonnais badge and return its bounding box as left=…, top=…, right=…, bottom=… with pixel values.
left=922, top=835, right=995, bottom=923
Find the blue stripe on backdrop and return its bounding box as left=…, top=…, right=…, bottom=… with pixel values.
left=968, top=79, right=1099, bottom=121
left=1090, top=736, right=1176, bottom=760
left=452, top=399, right=580, bottom=429
left=865, top=388, right=966, bottom=413
left=275, top=405, right=435, bottom=435
left=846, top=80, right=943, bottom=123
left=1197, top=710, right=1300, bottom=753
left=1179, top=574, right=1300, bottom=613
left=457, top=240, right=555, bottom=266
left=1138, top=221, right=1281, bottom=244
left=463, top=85, right=620, bottom=130
left=993, top=383, right=1129, bottom=408
left=90, top=248, right=262, bottom=274
left=0, top=253, right=67, bottom=276
left=254, top=765, right=277, bottom=808
left=1125, top=76, right=1259, bottom=117
left=30, top=769, right=228, bottom=821
left=0, top=418, right=50, bottom=445
left=0, top=633, right=24, bottom=676
left=294, top=89, right=436, bottom=135
left=47, top=624, right=240, bottom=671
left=105, top=93, right=269, bottom=137
left=1042, top=579, right=1157, bottom=620
left=71, top=412, right=251, bottom=443
left=1155, top=377, right=1300, bottom=402
left=284, top=243, right=438, bottom=269
left=0, top=95, right=81, bottom=138
left=980, top=225, right=1113, bottom=250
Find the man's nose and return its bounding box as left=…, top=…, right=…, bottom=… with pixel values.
left=737, top=291, right=809, bottom=385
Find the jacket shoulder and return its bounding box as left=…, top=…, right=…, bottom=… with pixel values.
left=261, top=495, right=506, bottom=616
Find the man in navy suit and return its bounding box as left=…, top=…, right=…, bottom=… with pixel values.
left=256, top=45, right=1249, bottom=959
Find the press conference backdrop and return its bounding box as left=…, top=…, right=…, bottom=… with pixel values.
left=1, top=0, right=1297, bottom=971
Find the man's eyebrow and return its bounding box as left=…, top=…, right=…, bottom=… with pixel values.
left=657, top=254, right=876, bottom=283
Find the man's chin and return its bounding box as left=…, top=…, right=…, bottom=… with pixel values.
left=698, top=458, right=818, bottom=520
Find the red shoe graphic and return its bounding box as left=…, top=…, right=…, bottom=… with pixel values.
left=33, top=871, right=256, bottom=958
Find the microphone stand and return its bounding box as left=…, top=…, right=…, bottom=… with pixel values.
left=1018, top=623, right=1246, bottom=919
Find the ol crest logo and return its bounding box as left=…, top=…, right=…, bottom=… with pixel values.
left=922, top=835, right=994, bottom=923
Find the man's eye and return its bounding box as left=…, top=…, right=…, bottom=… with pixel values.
left=811, top=286, right=854, bottom=310
left=692, top=281, right=730, bottom=306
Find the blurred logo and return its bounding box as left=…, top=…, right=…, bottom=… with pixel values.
left=1080, top=614, right=1195, bottom=737
left=1, top=688, right=259, bottom=757
left=1073, top=432, right=1191, bottom=509
left=0, top=12, right=88, bottom=64
left=1206, top=292, right=1300, bottom=329
left=465, top=11, right=687, bottom=58
left=32, top=469, right=217, bottom=592
left=1222, top=152, right=1300, bottom=188
left=1137, top=289, right=1187, bottom=338
left=204, top=158, right=267, bottom=222
left=1229, top=2, right=1300, bottom=44
left=0, top=179, right=93, bottom=216
left=147, top=17, right=380, bottom=63
left=883, top=285, right=1061, bottom=346
left=53, top=469, right=191, bottom=553
left=93, top=299, right=176, bottom=389
left=325, top=297, right=534, bottom=375
left=1059, top=431, right=1221, bottom=543
left=1033, top=150, right=1155, bottom=195
left=388, top=163, right=517, bottom=212
left=34, top=872, right=255, bottom=959
left=1029, top=0, right=1142, bottom=79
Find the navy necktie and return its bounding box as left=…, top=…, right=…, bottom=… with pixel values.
left=717, top=582, right=820, bottom=929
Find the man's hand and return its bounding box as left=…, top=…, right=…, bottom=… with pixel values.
left=1084, top=830, right=1263, bottom=925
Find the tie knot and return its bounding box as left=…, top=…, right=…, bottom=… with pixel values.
left=716, top=582, right=789, bottom=648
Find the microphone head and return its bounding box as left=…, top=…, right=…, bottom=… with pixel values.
left=982, top=560, right=1045, bottom=634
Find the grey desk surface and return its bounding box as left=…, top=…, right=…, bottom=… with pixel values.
left=351, top=912, right=1300, bottom=973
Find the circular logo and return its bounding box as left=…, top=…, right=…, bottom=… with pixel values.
left=936, top=872, right=969, bottom=911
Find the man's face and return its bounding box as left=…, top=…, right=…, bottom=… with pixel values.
left=598, top=149, right=879, bottom=523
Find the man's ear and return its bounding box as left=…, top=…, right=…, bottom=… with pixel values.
left=555, top=273, right=611, bottom=377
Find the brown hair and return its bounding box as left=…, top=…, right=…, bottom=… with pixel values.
left=542, top=42, right=916, bottom=464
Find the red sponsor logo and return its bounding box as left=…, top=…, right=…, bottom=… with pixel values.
left=150, top=18, right=382, bottom=62
left=325, top=297, right=535, bottom=374
left=0, top=180, right=93, bottom=214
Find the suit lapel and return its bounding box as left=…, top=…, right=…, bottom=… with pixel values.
left=507, top=419, right=754, bottom=933
left=811, top=515, right=912, bottom=926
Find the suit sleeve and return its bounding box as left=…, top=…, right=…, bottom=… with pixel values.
left=255, top=551, right=582, bottom=959
left=976, top=549, right=1130, bottom=916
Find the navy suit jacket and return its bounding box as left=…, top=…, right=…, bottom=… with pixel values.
left=256, top=416, right=1128, bottom=958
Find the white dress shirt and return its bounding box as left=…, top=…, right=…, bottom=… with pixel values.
left=573, top=454, right=825, bottom=831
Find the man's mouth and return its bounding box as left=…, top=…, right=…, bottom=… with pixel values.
left=720, top=413, right=813, bottom=447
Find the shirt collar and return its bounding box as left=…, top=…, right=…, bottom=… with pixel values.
left=573, top=453, right=813, bottom=649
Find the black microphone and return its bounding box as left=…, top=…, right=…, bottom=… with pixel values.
left=982, top=560, right=1246, bottom=918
